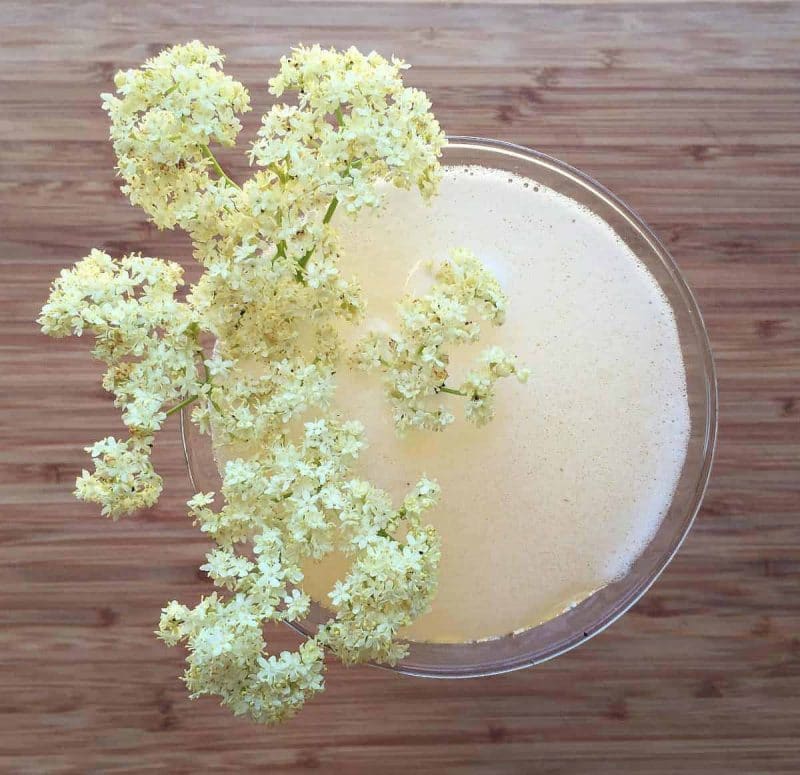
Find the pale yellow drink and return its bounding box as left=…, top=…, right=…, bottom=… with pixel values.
left=218, top=165, right=691, bottom=644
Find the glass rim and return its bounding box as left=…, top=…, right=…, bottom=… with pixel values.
left=181, top=135, right=718, bottom=680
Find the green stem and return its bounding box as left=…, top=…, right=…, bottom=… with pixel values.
left=295, top=246, right=315, bottom=282
left=166, top=393, right=199, bottom=417
left=268, top=162, right=288, bottom=184
left=269, top=117, right=347, bottom=280
left=322, top=196, right=339, bottom=224
left=294, top=196, right=338, bottom=282
left=438, top=385, right=467, bottom=397
left=200, top=145, right=241, bottom=189
left=297, top=246, right=314, bottom=269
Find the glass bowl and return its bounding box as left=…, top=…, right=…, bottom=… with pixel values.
left=181, top=136, right=718, bottom=679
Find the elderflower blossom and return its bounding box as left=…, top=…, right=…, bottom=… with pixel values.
left=353, top=247, right=528, bottom=432
left=188, top=419, right=367, bottom=551
left=39, top=42, right=530, bottom=725
left=157, top=591, right=325, bottom=724
left=206, top=356, right=337, bottom=448
left=38, top=249, right=204, bottom=433
left=163, top=419, right=440, bottom=720
left=462, top=346, right=531, bottom=426
left=188, top=419, right=435, bottom=558
left=75, top=435, right=162, bottom=519
left=259, top=45, right=445, bottom=209
left=101, top=41, right=251, bottom=231
left=157, top=529, right=324, bottom=724
left=320, top=526, right=442, bottom=665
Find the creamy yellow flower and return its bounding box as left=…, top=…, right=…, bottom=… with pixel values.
left=353, top=248, right=528, bottom=431
left=40, top=42, right=530, bottom=726
left=101, top=40, right=250, bottom=231
left=75, top=435, right=162, bottom=519
left=320, top=525, right=441, bottom=665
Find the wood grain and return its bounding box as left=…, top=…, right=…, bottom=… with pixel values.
left=1, top=1, right=798, bottom=772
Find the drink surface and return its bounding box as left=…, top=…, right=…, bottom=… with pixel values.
left=218, top=164, right=691, bottom=643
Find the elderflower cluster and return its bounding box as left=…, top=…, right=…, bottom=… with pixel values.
left=38, top=249, right=203, bottom=432
left=158, top=593, right=325, bottom=724
left=260, top=45, right=445, bottom=209
left=188, top=418, right=367, bottom=553
left=187, top=418, right=438, bottom=559
left=187, top=44, right=445, bottom=377
left=196, top=353, right=338, bottom=449
left=40, top=42, right=529, bottom=725
left=353, top=247, right=529, bottom=431
left=320, top=524, right=441, bottom=665
left=75, top=435, right=162, bottom=519
left=462, top=345, right=531, bottom=426
left=101, top=41, right=251, bottom=231
left=157, top=525, right=324, bottom=724
left=38, top=248, right=204, bottom=516
left=158, top=419, right=440, bottom=719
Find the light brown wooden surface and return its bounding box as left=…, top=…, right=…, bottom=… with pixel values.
left=1, top=2, right=799, bottom=772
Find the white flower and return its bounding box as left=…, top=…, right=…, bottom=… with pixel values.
left=352, top=248, right=527, bottom=432
left=158, top=591, right=325, bottom=724
left=39, top=249, right=205, bottom=437
left=40, top=42, right=532, bottom=726
left=75, top=435, right=162, bottom=519
left=460, top=347, right=531, bottom=427
left=204, top=356, right=235, bottom=378
left=101, top=40, right=251, bottom=231
left=281, top=588, right=311, bottom=621
left=319, top=525, right=441, bottom=665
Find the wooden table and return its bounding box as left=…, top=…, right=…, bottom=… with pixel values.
left=2, top=1, right=798, bottom=772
